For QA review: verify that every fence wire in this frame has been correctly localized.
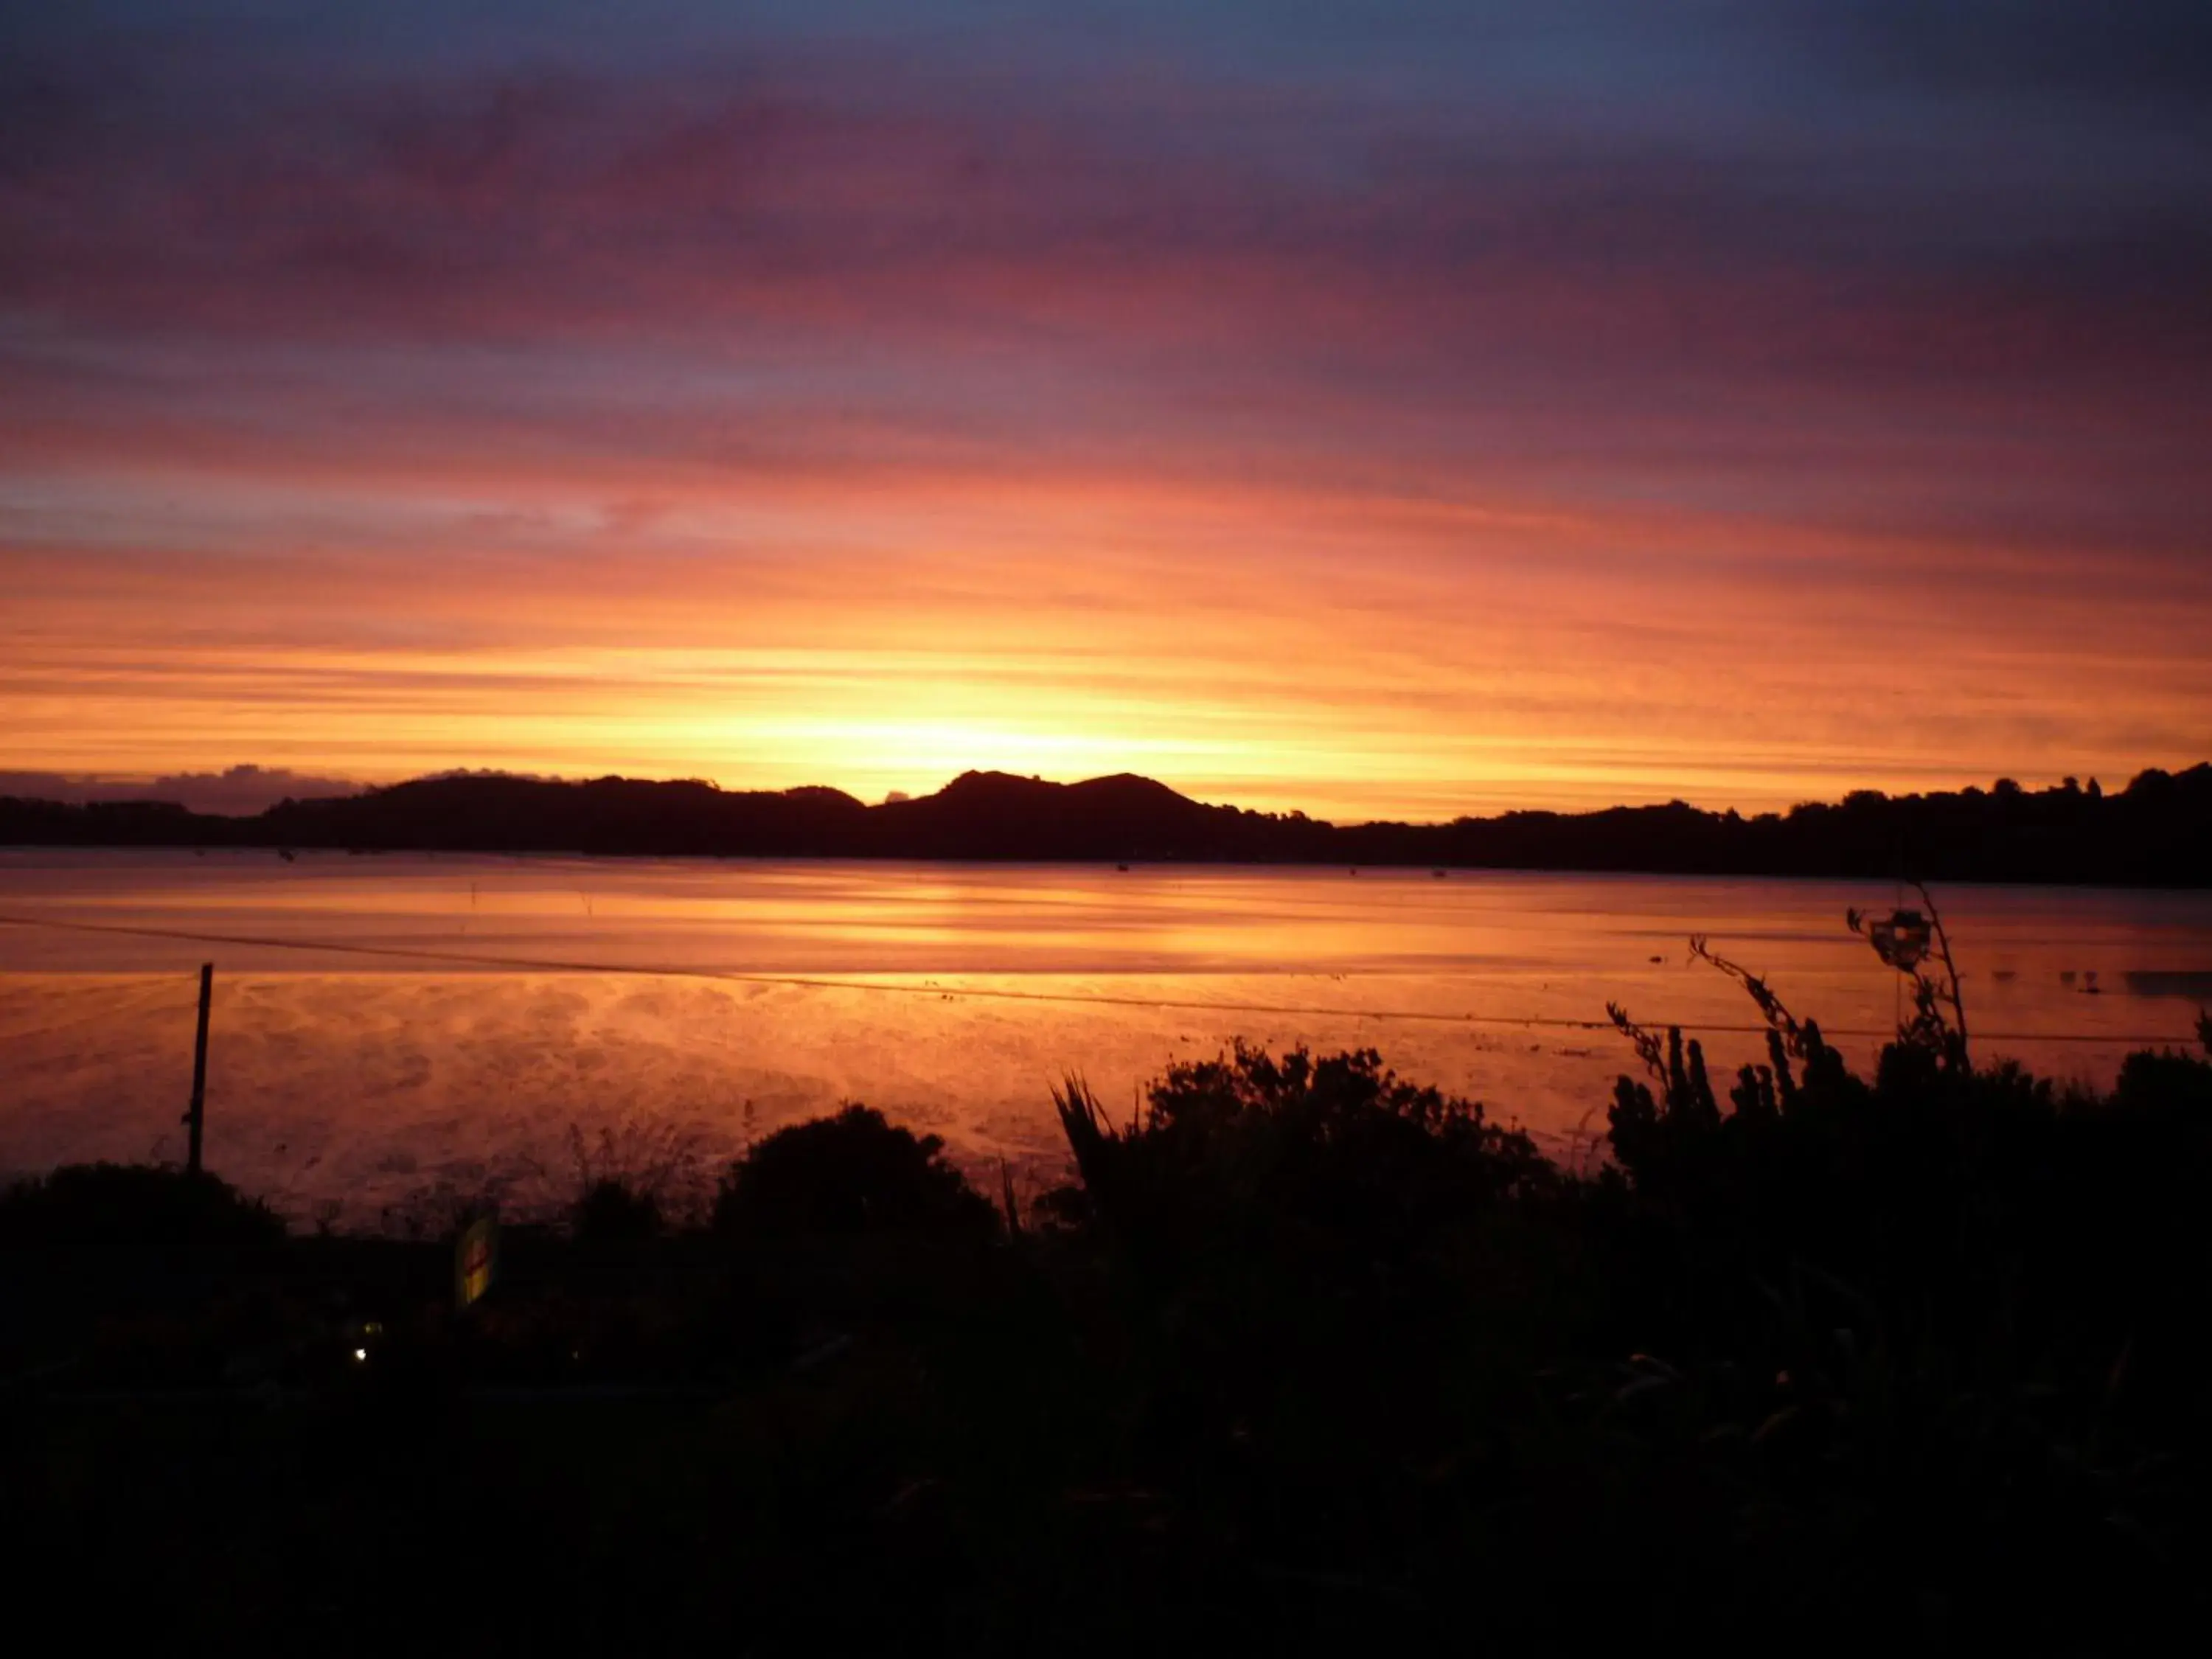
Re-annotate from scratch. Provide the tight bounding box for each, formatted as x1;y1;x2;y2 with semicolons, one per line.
1;911;2194;1046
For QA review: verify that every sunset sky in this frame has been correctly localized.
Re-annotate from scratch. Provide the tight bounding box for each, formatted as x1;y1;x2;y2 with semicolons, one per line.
4;2;2208;821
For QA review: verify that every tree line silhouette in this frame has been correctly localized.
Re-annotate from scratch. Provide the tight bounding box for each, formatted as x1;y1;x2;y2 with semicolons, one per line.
6;762;2211;883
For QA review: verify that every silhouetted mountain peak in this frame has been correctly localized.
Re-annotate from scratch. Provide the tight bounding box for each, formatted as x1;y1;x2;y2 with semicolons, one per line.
928;770;1203;812
934;770;1047;800
786;785;868;809
1068;772;1197;805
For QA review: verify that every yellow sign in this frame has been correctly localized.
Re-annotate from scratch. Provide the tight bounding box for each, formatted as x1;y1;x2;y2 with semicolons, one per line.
455;1215;498;1310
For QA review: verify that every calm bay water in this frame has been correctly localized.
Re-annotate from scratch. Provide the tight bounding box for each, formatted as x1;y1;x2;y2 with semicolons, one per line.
3;849;2208;1225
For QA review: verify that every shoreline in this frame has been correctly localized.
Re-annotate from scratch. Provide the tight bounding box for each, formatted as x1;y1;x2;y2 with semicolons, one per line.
6;840;2212;894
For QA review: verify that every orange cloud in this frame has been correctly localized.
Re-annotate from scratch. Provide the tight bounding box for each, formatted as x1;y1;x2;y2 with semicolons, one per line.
3;21;2207;815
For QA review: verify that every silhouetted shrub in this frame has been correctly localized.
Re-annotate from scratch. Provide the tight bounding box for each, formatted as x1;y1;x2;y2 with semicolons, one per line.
1576;953;2212;1651
377;1175;509;1242
554;1117;714;1240
0;1163;282;1270
712;1105;998;1242
2112;1037;2212;1121
562;1117;714;1232
1602;933;2212;1381
1058;1043;1548;1279
571;1177;662;1242
1051;1043;1563;1475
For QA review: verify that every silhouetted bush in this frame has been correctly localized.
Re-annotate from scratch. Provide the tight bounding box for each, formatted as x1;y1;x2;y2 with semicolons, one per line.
570;1177;662;1242
711;1105;999;1242
560;1117;712;1239
1603;950;2212;1357
1047;1044;1570;1507
2113;1036;2212;1121
1586;945;2212;1647
0;1162;283;1270
1057;1043;1549;1286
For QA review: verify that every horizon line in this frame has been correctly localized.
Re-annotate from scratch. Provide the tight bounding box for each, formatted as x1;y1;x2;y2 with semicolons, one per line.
7;759;2199;831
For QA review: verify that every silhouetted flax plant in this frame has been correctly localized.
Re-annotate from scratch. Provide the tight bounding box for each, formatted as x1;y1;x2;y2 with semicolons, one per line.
1848;878;1971;1071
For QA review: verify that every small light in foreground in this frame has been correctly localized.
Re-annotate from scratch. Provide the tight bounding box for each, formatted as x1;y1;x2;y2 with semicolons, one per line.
353;1346;369;1363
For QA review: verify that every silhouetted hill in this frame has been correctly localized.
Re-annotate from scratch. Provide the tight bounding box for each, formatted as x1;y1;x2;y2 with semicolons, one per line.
261;773;869;856
0;797;208;847
864;771;1267;860
4;764;2209;885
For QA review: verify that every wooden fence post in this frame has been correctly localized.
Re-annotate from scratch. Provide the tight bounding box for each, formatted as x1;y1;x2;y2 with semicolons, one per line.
186;962;212;1176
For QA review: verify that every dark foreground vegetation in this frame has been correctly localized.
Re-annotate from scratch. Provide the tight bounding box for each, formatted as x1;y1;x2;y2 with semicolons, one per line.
6;928;2211;1652
6;760;2212;883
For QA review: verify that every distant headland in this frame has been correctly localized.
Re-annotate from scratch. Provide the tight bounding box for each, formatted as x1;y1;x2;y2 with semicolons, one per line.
3;765;2209;887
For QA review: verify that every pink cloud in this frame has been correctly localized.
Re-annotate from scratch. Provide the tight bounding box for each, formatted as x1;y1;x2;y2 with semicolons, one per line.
1;27;2206;814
